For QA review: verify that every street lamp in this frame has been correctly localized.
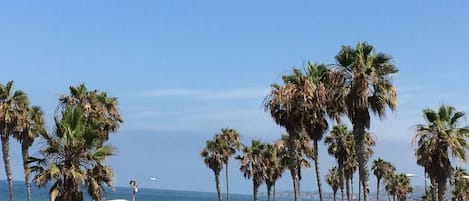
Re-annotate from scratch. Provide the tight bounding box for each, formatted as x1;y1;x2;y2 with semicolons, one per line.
129;180;138;201
406;173;437;201
129;178;156;201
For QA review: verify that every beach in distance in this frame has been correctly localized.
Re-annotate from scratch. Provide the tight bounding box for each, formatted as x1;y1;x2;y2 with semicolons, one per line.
0;180;324;201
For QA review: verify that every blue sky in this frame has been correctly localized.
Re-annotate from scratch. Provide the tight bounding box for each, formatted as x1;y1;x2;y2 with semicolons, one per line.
1;0;469;195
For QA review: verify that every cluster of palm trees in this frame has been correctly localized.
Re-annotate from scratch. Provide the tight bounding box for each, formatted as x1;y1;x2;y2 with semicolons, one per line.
201;42;469;201
263;42;398;201
0;81;122;201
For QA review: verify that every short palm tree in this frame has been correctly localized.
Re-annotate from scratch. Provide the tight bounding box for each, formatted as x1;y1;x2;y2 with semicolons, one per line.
384;172;412;201
13;105;45;201
325;124;356;201
264;143;285;201
215;128;241;201
413;105;469;201
326;166;341;201
385;173;398;201
32;106;115;201
372;158;396;201
395;173;413;201
201;138;224;201
450;167;469;201
335;42;398;201
59;84;123;148
0;81;30;201
237;140;267;201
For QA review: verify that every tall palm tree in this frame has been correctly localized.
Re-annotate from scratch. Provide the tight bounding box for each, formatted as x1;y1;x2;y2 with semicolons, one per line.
0;81;30;201
413;105;469;201
13;105;45;201
216;128;241;201
326;166;341;201
237;140;267;201
303;63;342;201
372;158;396;201
335;42;398;201
264;143;285;201
32;106;115;201
450;167;469;201
201;138;224;201
265;69;313;201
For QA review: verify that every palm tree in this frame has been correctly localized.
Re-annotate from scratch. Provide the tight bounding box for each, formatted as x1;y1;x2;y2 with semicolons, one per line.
325;124;359;201
32;106;115;201
395;173;413;201
237;140;267;201
343;154;357;201
0;81;30;201
303;63;341;201
13;105;45;201
326;166;341;201
264;143;285;201
216;128;241;201
264;69;312;201
335;42;398;201
413;105;469;201
450;167;469;201
372;158;396;201
385;173;398;201
59;84;123;148
201;138;224;201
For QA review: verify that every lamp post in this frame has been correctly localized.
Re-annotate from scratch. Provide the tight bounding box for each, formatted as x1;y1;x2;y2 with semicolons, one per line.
129;180;138;201
406;174;437;201
129;178;157;201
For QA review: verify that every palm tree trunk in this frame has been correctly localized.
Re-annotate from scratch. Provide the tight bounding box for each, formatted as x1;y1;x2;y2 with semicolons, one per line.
253;180;259;201
350;174;353;200
288;133;300;201
273;182;276;201
214;172;223;201
353;124;369;201
333;190;337;201
350;176;353;201
1;129;14;201
376;178;380;201
339;163;345;201
267;185;272;201
346;177;351;201
22;143;31;201
437;180;445;201
358;177;361;201
313;140;324;201
225;162;229;201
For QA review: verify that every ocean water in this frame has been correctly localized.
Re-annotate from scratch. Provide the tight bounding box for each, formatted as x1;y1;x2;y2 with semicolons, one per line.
0;181;323;201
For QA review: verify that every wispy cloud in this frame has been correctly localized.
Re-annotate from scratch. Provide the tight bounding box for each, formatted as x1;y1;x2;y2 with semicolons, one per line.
122;107;285;140
139;87;269;100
